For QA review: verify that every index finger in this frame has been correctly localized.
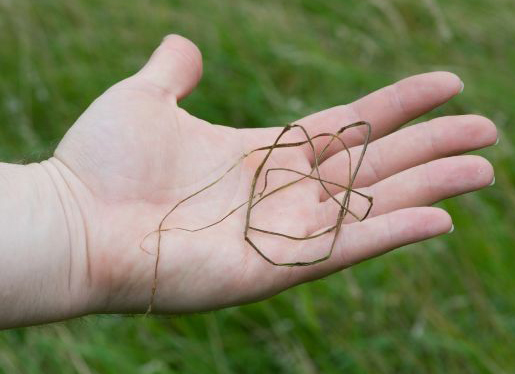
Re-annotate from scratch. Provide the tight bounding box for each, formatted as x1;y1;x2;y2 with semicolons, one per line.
297;71;463;162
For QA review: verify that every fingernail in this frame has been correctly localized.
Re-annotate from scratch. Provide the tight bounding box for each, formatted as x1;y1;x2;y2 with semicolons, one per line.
489;177;495;186
459;81;464;94
162;34;176;43
447;224;455;234
494;137;500;145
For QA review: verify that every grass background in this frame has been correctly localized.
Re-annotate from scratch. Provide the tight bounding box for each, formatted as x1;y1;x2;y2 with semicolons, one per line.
1;0;515;372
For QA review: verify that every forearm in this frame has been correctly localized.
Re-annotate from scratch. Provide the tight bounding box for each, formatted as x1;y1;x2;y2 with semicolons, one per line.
0;161;92;329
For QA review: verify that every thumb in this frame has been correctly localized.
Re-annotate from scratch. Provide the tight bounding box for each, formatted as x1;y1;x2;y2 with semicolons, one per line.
137;34;203;101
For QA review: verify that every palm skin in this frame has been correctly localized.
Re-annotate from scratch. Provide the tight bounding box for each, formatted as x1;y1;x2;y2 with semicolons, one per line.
48;35;497;315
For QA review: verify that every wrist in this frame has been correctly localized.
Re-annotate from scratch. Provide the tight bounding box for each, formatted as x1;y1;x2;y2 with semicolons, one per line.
0;160;96;328
44;157;159;316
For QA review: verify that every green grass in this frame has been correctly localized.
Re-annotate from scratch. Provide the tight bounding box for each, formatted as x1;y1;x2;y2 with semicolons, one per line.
1;0;515;372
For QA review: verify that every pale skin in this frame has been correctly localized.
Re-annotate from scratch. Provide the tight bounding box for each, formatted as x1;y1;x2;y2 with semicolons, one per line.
0;35;497;329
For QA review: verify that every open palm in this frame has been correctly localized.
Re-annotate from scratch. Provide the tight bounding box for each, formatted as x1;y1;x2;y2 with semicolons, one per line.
50;35;496;315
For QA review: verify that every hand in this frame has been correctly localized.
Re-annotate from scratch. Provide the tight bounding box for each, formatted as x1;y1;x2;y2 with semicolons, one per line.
48;35;496;315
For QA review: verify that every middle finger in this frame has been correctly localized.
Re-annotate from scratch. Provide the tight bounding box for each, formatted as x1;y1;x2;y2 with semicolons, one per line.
317;114;497;201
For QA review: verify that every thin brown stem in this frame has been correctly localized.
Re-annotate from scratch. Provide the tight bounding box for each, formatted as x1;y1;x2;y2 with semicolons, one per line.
142;121;373;314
